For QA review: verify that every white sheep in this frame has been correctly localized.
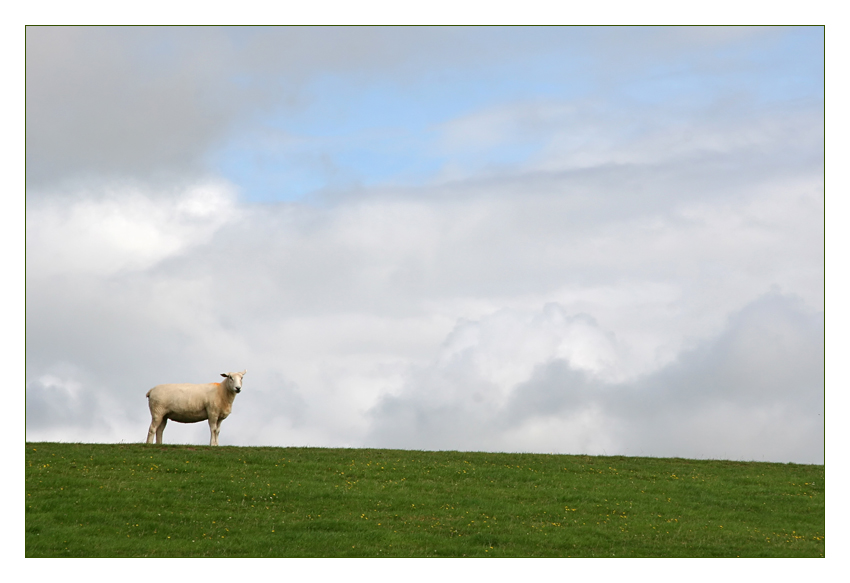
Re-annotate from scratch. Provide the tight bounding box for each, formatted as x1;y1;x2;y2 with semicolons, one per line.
145;370;246;446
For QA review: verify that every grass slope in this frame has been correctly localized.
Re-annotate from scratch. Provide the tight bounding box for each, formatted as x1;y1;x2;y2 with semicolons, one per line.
25;442;824;557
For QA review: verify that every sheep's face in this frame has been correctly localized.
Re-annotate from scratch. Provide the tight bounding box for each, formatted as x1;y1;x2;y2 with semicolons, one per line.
221;370;246;394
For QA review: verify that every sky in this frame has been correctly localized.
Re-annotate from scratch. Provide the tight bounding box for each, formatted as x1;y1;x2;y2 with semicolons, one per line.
24;25;824;464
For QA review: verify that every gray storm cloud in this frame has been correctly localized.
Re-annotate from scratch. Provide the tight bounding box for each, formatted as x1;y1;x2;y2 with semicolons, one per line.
25;27;823;463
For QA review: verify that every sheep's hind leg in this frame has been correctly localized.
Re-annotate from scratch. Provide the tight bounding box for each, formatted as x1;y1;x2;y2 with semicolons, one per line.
155;417;167;444
146;415;163;444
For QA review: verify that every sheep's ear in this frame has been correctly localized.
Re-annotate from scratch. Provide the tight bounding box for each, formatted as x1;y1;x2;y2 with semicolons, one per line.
241;369;247;375
221;373;228;378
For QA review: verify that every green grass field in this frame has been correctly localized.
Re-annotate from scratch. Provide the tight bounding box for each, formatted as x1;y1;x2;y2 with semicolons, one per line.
25;442;824;557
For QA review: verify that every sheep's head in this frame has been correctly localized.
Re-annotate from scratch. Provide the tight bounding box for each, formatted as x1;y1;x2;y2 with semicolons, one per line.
221;370;247;393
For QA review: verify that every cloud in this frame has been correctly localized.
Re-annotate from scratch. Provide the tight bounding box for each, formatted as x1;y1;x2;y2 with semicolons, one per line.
434;93;823;186
26;181;239;277
26;28;235;186
367;292;823;463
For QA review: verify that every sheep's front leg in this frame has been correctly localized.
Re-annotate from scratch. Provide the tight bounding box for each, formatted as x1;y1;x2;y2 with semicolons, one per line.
208;417;221;446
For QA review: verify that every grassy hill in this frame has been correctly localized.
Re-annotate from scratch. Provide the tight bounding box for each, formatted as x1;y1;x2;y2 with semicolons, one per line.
25;442;824;557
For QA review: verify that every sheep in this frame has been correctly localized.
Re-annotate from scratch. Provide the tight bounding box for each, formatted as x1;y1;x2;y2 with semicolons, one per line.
145;370;246;446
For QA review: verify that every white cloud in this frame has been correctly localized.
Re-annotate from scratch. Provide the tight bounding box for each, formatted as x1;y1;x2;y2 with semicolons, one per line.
26;181;239;277
367;292;823;463
435;97;823;183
